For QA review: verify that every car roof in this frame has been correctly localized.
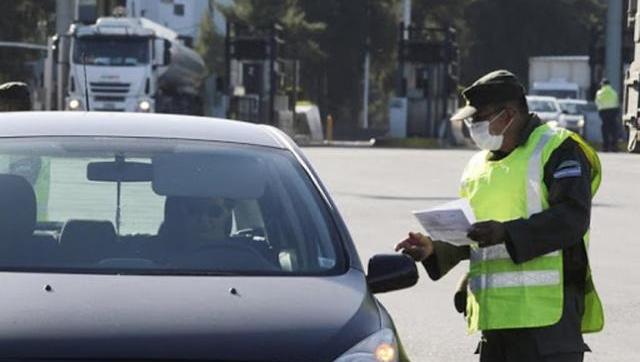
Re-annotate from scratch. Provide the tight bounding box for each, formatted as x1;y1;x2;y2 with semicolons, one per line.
0;111;286;149
557;99;588;105
526;95;558;102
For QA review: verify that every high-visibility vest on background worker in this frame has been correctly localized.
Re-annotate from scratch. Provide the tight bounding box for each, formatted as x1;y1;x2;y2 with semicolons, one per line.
459;122;604;334
595;85;619;111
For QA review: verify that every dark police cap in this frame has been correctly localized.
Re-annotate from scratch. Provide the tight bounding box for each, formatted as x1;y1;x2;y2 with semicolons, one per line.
0;82;30;101
451;70;526;121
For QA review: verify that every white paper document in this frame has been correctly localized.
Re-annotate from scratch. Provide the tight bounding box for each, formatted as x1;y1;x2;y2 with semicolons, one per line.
412;199;477;246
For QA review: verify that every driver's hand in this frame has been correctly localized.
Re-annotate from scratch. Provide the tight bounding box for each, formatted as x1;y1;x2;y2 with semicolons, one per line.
394;232;434;262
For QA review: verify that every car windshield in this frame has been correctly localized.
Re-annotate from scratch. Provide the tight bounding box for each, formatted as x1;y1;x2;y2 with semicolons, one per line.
527;99;559;113
0;137;345;276
73;36;149;66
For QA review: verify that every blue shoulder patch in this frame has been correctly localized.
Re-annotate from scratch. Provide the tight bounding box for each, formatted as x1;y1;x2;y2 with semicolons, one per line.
553;160;582;179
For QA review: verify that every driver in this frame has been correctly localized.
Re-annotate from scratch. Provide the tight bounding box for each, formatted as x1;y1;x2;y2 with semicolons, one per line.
181;197;235;245
161;196;235;251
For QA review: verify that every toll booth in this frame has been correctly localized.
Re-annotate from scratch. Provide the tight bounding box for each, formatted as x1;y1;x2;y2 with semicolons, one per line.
225;22;297;127
394;23;459;138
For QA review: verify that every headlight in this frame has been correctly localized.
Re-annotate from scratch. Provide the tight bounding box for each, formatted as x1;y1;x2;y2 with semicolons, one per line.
334;329;398;362
578;117;585;127
138;99;152;112
67;98;82;111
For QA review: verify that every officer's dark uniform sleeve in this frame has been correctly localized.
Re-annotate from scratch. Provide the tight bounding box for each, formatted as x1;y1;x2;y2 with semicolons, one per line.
503;138;592;264
421;241;469;280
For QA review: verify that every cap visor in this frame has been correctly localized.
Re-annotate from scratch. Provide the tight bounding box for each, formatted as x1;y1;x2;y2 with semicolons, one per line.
450;105;477;121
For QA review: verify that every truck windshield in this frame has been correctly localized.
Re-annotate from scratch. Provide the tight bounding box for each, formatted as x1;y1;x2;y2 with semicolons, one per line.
73;36;149;66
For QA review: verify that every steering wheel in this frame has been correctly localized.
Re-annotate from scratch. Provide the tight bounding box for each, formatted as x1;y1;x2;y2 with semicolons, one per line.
169;240;279;271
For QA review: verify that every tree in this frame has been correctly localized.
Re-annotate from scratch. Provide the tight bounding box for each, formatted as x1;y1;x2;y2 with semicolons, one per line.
219;0;325;62
0;1;55;83
411;0;606;86
195;9;226;78
299;0;401;128
460;0;606;86
220;0;609;131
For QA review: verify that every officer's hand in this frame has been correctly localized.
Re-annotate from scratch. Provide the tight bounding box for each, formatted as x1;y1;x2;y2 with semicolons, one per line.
467;221;506;248
394;232;434;262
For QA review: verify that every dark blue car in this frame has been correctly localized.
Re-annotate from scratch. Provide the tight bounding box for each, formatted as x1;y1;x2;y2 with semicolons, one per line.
0;112;417;361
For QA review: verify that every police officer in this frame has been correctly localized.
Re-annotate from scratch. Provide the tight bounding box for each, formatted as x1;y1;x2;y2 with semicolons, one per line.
395;70;603;362
0;82;50;220
595;78;620;152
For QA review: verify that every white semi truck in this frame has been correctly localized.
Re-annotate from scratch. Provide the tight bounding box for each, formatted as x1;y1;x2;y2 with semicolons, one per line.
45;16;207;115
528;56;591;100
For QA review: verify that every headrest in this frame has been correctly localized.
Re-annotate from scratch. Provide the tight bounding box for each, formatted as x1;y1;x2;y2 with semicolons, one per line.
59;220;117;262
0;174;36;240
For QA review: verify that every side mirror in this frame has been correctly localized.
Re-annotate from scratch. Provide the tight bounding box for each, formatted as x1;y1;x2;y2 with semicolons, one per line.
367;254;418;294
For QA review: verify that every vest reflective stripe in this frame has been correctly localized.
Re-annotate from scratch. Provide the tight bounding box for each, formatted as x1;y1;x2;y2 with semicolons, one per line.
527;129;554;215
470;244;560;263
470;270;561;292
470;244;510;263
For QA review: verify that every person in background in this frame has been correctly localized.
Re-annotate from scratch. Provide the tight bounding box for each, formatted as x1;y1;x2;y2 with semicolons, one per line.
595;78;620;152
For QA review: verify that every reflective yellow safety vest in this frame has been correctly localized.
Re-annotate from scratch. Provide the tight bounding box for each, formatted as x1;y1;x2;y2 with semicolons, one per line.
595;85;619;111
459;123;604;334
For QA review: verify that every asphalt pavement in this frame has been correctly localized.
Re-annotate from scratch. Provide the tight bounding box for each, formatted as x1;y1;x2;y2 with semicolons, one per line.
304;147;639;362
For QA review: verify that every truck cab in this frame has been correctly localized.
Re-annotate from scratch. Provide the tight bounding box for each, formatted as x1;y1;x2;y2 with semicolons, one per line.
47;17;205;115
66;18;160;113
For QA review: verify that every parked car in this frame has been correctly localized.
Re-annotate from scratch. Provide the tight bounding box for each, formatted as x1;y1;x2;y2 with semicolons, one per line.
526;95;562;123
557;98;589;135
0;111;417;361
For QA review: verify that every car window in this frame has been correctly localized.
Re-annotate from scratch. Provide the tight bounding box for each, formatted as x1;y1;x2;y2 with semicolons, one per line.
577;103;598;112
0;137;345;276
558;102;581;114
527;99;559;113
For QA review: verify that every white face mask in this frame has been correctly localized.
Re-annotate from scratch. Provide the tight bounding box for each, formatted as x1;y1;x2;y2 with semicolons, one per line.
465;110;514;151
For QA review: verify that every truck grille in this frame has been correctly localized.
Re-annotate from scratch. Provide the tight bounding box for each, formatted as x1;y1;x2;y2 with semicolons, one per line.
93;107;126;112
94;95;126;102
90;82;130;94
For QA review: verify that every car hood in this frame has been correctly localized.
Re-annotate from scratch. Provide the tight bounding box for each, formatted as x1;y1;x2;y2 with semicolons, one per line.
536;111;560;121
560;114;583;121
0;269;379;361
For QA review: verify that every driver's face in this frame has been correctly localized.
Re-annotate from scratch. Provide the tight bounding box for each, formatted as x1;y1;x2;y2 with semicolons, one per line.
182;198;232;241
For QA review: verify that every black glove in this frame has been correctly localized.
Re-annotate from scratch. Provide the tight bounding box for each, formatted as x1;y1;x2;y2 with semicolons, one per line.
467;220;506;248
453;273;469;315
